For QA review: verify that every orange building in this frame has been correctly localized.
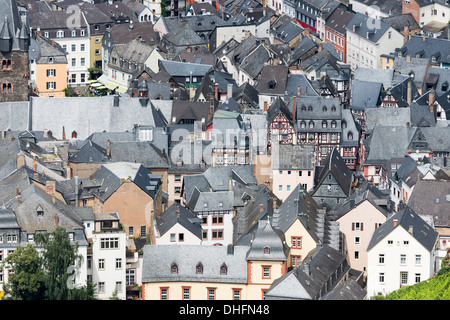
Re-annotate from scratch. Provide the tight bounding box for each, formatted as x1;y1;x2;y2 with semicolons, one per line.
33;36;67;97
324;9;355;63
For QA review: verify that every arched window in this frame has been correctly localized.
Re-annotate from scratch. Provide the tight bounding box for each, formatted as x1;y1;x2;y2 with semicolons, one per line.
331;120;337;128
300;121;306;128
342;121;347;129
348;132;353;140
308;106;313;112
72;131;77;138
196;264;203;274
71;29;76;37
309;121;314;129
322;120;327;128
322;106;327;112
171;264;178;274
47;130;52;137
264;246;270;254
331;105;336;112
301;105;306;112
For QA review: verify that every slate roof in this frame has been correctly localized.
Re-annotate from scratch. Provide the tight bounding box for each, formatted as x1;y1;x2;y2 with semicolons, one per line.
158;60;213;77
245;219;288;261
325;8;355;35
0;0;29;51
408;179;450;227
346;12;392;44
141;244;250;283
239;44;272;79
107;21;158;46
232;82;259;108
367;206;438;251
69;140;110;164
349;80;382;110
109;141;169;169
284;74;319;98
321;278;366;300
290;36;319;64
271;144;315;170
163;22;207;47
265;245;350;300
396;35;450;66
34;35;67;64
90;162;162;201
156;203;202;239
256;65;289;95
382;13;419;32
364;108;411;134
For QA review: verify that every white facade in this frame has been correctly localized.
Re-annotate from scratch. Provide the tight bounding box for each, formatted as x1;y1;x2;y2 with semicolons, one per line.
367;223;437;298
346;26;403;70
54;36;91;86
155;223;202;245
90;232;127;300
215;26;256;48
143;0;162;18
419;3;450;28
198;211;234;246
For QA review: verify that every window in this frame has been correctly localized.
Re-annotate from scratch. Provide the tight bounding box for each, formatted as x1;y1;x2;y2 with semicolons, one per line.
116;281;122;292
171;264;178;274
262;266;271;279
354;251;359;260
98;282;105;293
388;240;393;245
98;259;105;270
115;258;122;269
400;254;406;265
264;246;270;254
355;237;360;245
212;215;223;225
80;29;85;36
207;288;216;300
47;69;56;77
182;287;190;300
415;273;421;283
1;59;12;70
379;254;385;264
379;273;385;283
352;222;363;231
196;264;203;274
129;226;134;236
71;44;76;52
1;83;12;94
126;269;135;285
291;236;302;249
178;233;184;242
220;265;227;275
72;30;76;37
100;237;119;249
160;287;169;300
212;230;223;240
71;58;76;67
291;255;301;268
46;82;56;90
72;131;77;139
95;37;100;43
80;58;85;67
415;255;421;265
141;226;146;237
401;272;408;285
80;44;85;51
233;289;241;300
95;49;100;55
287;185;291;192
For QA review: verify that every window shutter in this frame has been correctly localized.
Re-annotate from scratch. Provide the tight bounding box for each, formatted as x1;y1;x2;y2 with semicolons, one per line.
375;223;378;229
46;82;49;90
53;69;56;77
352;222;355;231
361;223;364;231
47;69;49;77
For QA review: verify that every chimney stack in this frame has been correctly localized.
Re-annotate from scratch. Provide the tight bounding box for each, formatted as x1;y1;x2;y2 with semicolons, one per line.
214;83;219;101
407;80;412;105
106;139;111;157
429;88;435;107
292;96;296;121
297;85;301;96
393;219;398;227
62;126;66;140
260;203;264;213
227;83;233;100
1;124;4;140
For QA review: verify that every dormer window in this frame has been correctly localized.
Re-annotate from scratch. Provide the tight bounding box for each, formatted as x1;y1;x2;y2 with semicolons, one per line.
322;106;327;112
220;264;227;275
196;264;203;274
72;30;76;37
56;30;64;38
348;132;353;140
308;106;313;112
264;246;270;254
37;205;44;216
171;264;178;274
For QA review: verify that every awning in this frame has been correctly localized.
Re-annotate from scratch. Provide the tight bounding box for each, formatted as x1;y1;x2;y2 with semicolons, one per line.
105;82;118;90
90;82;102;87
116;86;128;94
97;74;108;85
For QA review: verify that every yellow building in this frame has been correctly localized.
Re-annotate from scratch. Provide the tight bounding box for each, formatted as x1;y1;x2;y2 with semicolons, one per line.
141;219;288;300
34;36;67;97
380;54;395;70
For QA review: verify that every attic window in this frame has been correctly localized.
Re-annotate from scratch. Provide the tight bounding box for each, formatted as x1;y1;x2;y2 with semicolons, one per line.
322;106;327;112
264;246;270;254
220;265;227;275
196;264;203;274
301;105;306;112
72;131;77;139
171;264;178;274
37;205;44;217
308;106;313;112
348;132;353;140
268;78;277;89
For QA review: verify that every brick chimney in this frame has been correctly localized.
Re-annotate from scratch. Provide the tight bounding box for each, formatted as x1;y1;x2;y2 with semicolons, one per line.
292;96;296;121
106;139;111;157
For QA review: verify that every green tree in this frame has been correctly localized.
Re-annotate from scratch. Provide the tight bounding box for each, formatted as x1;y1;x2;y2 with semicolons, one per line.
1;244;45;300
35;226;94;300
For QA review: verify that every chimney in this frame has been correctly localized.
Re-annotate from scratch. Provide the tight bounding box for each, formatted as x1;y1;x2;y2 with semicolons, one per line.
45;180;56;197
62;126;66;140
33;156;36;170
408;226;413;234
214;83;219;101
423;35;426;42
74;175;78;207
297;86;301;97
273;198;277;209
189;86;196;100
407;80;412;105
1;124;4;140
406;55;411;63
260;203;264;212
229;178;232;191
43;129;48;138
106;139;111;157
393;219;398;227
264;101;268;111
54;214;59;226
429;88;435;107
52;40;54;47
292;96;296;121
227;83;233;99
